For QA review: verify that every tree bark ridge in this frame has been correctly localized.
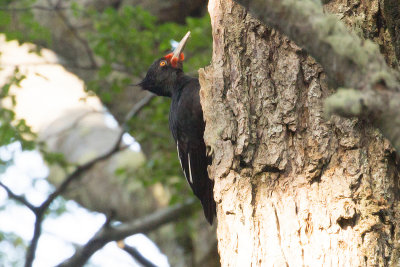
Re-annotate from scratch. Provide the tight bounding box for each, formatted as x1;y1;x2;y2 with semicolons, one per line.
229;0;400;152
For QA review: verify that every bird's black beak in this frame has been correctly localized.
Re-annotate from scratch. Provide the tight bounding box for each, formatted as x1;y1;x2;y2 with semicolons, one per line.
132;81;144;87
170;31;191;66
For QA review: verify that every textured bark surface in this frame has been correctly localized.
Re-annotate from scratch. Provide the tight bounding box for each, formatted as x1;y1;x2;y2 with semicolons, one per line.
200;0;400;266
325;0;400;69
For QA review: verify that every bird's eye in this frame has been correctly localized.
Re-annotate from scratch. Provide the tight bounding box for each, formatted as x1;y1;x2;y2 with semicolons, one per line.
160;61;167;67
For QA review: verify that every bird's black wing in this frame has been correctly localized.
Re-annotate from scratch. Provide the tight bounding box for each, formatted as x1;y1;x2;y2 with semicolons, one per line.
170;78;216;224
176;138;215;224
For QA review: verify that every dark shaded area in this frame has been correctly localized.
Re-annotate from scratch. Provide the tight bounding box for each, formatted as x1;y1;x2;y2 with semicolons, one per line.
384;0;400;63
337;213;359;230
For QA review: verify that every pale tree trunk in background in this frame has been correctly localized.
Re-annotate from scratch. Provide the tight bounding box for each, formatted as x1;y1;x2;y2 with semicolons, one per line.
200;0;400;266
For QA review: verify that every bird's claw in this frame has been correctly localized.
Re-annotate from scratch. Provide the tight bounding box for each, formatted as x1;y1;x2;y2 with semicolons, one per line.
206;146;214;157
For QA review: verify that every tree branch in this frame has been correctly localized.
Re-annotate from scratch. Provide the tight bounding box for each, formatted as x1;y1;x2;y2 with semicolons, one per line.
231;0;400;151
23;93;157;267
24;133;126;267
0;5;67;12
56;199;196;267
0;181;37;212
123;92;155;128
117;240;159;267
52;3;98;69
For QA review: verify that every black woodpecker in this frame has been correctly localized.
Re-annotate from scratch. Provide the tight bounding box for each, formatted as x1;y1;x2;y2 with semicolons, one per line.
139;32;216;224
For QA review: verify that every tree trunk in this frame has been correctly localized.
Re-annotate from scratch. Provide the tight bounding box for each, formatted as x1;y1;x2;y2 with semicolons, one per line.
200;0;400;266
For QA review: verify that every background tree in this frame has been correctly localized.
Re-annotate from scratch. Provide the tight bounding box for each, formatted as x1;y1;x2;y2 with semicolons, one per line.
201;0;400;265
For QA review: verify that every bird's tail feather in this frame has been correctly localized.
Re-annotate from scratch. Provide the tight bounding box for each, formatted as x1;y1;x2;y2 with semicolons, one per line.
201;179;216;225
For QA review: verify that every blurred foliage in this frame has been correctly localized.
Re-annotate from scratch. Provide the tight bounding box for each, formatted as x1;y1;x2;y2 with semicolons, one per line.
47;196;68;217
86;5;211;75
83;5;212;104
0;0;51;47
0;67;36;153
0;231;27;266
0;0;44;171
40;150;69;169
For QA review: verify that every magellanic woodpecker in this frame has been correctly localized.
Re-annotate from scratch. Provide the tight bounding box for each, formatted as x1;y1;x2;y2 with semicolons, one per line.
139;31;216;224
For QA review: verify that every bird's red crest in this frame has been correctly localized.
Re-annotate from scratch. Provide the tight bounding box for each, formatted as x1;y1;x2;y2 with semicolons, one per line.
164;52;185;68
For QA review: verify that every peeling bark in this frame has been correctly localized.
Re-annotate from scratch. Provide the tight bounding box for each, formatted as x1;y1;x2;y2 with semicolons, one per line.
200;0;400;266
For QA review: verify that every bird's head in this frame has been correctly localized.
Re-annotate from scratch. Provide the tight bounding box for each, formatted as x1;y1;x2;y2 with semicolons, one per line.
139;31;190;97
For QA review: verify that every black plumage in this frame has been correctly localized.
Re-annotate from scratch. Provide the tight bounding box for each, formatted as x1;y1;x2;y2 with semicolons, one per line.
139;32;216;224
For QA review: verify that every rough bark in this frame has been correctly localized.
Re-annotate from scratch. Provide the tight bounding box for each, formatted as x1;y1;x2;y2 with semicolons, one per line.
227;0;400;152
200;0;400;266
